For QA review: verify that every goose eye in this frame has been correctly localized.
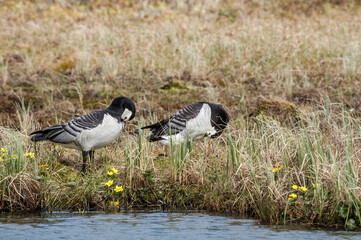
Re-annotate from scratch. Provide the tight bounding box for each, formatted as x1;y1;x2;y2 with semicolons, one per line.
121;108;133;121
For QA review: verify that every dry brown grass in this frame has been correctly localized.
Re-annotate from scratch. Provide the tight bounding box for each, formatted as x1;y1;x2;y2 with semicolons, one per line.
0;0;360;229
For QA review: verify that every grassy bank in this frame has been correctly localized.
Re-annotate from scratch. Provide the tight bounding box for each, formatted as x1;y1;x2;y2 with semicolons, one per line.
0;0;360;229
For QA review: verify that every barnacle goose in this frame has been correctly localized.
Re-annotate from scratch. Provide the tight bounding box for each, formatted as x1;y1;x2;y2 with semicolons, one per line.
30;96;136;173
142;102;229;145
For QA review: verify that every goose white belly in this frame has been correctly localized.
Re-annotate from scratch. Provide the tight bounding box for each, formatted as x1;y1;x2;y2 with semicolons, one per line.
160;104;215;145
77;114;125;151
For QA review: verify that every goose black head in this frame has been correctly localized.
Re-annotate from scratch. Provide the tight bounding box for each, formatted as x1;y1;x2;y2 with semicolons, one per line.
108;97;136;122
210;104;230;138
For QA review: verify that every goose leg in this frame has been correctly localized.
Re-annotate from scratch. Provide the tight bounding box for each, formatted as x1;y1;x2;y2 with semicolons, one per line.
81;151;89;174
89;150;95;166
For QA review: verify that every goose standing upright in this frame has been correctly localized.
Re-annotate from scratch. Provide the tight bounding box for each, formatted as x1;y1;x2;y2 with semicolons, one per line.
142;102;229;145
30;96;136;173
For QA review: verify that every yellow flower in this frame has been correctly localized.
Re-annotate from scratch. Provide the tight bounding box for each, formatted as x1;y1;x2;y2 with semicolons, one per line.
13;155;17;158
39;164;48;168
292;185;298;190
114;185;123;193
110;168;119;174
288;197;292;201
24;152;35;159
110;201;120;206
45;168;49;170
1;148;5;152
104;180;114;187
107;171;114;176
2;153;5;157
289;193;297;199
270;163;283;172
299;186;307;192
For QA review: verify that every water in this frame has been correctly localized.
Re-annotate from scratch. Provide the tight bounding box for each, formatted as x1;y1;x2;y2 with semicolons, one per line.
0;211;359;240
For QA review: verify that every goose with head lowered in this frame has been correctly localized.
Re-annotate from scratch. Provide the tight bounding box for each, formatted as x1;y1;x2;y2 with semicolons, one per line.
30;96;136;173
142;101;229;145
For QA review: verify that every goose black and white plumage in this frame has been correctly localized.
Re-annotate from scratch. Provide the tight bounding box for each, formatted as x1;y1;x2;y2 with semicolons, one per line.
142;102;229;145
30;96;136;173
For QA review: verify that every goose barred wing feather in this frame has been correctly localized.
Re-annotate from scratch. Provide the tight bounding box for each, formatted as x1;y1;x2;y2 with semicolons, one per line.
65;110;106;133
170;102;204;128
143;102;203;140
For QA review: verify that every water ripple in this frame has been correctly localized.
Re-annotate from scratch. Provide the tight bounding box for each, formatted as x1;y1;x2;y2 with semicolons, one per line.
0;211;359;240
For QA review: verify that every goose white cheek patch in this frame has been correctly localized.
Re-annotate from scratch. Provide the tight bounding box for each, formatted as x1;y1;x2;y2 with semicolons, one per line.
206;128;217;137
121;108;133;121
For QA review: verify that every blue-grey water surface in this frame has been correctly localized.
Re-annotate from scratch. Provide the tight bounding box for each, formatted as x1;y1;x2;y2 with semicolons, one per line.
0;211;360;240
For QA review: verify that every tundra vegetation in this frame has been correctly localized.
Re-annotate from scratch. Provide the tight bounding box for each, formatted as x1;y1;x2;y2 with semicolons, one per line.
0;0;360;230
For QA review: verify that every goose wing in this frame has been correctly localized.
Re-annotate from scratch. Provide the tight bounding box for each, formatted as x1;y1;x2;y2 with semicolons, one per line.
142;102;204;140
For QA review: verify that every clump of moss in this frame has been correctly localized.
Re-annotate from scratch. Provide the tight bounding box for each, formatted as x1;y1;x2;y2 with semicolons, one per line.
55;58;77;73
160;80;190;93
57;166;80;183
249;98;301;126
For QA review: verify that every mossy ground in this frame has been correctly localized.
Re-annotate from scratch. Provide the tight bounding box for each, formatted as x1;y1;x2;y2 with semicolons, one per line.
0;0;360;230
